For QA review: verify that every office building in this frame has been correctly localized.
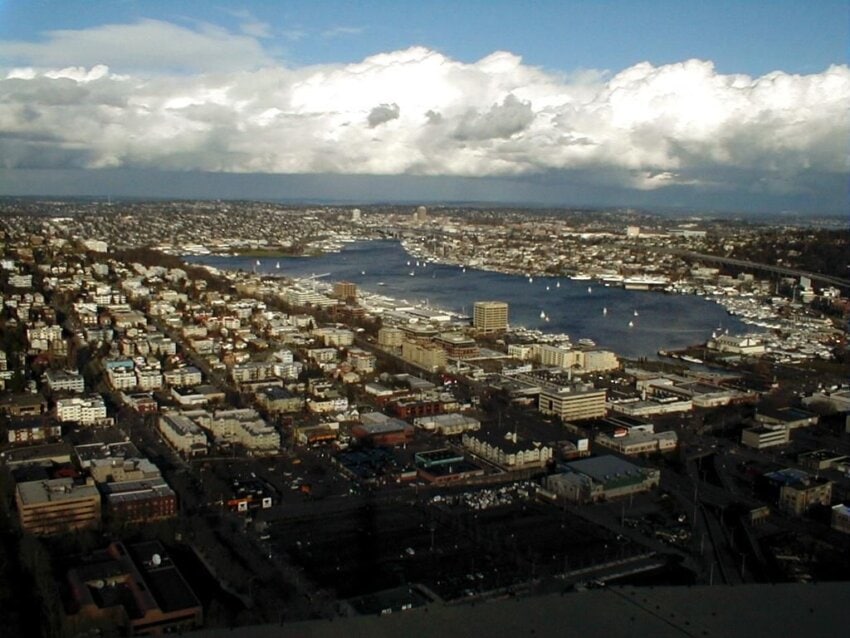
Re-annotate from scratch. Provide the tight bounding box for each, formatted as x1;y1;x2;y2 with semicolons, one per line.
333;281;358;301
15;477;101;535
473;301;508;333
539;383;607;421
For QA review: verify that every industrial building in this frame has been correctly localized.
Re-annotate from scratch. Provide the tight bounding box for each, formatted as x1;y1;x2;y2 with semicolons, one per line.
65;541;202;635
352;413;414;446
545;455;660;504
414;448;486;484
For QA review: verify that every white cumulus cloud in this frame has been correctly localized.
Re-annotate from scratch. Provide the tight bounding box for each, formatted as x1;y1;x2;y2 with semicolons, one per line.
0;20;848;196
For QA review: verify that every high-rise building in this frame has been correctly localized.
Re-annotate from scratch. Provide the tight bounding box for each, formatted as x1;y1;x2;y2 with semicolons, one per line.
473;301;508;333
415;205;428;222
333;281;358;301
351;208;361;222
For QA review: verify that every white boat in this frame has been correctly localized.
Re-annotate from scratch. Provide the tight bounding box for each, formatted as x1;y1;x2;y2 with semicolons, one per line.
255;259;261;266
571;274;592;281
628;320;634;328
546;285;550;291
528;277;534;283
587;286;592;293
275;261;280;269
409;271;415;276
633;310;639;317
540;310;546;319
603;307;607;316
556;281;561;288
377;282;386;286
361;270;366;275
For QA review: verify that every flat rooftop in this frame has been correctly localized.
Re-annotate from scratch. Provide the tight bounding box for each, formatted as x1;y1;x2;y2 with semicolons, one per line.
189;581;850;638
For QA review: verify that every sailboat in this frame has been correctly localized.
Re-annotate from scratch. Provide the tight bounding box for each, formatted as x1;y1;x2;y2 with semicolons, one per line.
633;310;639;317
256;259;261;266
603;307;608;316
587;286;592;293
275;261;280;269
546;285;550;291
540;310;546;319
628;320;634;328
556;281;561;288
528;277;534;283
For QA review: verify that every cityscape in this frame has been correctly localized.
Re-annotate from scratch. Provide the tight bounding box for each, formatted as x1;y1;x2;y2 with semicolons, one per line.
0;2;849;637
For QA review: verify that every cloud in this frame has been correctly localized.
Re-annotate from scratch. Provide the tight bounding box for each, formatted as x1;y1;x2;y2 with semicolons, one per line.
367;103;400;128
0;19;273;73
453;94;534;140
321;26;365;39
0;23;847;199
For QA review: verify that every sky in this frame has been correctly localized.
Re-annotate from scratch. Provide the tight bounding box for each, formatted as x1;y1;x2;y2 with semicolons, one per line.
0;0;848;213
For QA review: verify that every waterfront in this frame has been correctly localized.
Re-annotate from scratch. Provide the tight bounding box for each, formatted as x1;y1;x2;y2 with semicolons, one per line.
184;240;752;359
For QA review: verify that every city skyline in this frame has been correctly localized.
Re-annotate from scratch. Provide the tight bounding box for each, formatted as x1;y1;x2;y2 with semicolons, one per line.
0;1;848;213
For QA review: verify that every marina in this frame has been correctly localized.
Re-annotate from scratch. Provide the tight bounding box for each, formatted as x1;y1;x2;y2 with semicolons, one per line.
185;240;752;359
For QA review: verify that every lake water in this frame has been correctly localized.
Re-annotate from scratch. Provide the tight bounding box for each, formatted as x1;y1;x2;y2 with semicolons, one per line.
185;240;750;359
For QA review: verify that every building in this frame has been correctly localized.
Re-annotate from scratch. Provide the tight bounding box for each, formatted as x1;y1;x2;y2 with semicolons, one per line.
65;541;202;635
352;413;414;446
831;504;850;534
255;386;305;413
333;281;358;301
414;448;485;484
7;416;62;445
163;366;203;387
414;413;481;436
755;407;819;430
121;392;159;414
15;477;101;535
401;339;447;372
101;479;178;524
347;347;377;373
797;450;848;472
201;409;281;455
461;431;553;471
434;333;479;359
594;430;678;456
56;395;108;426
158;413;209;457
473;301;508;333
741;425;789;450
378;327;404;349
0;392;47;417
105;360;137;391
708;334;766;356
45;369;85;393
762;468;832;516
546;455;660;504
539;383;607;421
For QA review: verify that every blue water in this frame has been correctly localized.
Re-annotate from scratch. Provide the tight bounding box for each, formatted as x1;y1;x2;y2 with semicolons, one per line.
184;240;749;359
